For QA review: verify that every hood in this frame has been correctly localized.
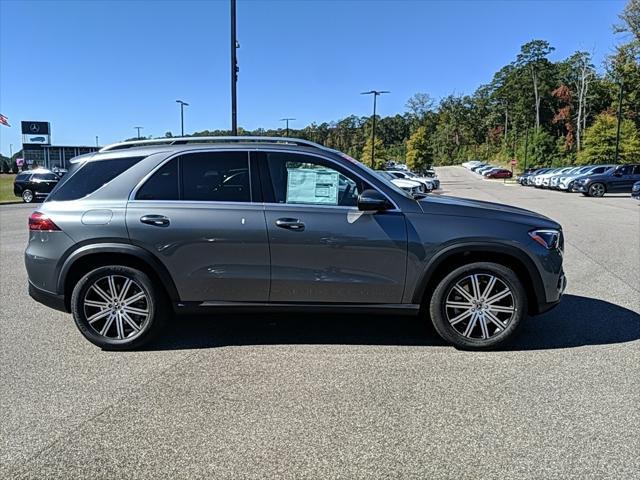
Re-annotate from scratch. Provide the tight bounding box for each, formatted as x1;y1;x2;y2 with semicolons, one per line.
418;195;559;229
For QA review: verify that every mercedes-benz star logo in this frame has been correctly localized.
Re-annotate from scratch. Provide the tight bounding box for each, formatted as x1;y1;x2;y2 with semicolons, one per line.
29;123;40;133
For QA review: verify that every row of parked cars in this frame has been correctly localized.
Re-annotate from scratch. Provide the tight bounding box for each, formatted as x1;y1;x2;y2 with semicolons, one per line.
376;167;440;195
461;161;513;179
518;164;640;198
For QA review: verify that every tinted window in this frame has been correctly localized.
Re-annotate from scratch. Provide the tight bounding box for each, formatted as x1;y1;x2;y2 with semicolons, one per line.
633;165;640;175
181;151;250;202
136;159;179;200
616;165;633;175
265;152;367;207
15;173;30;181
48;157;144;202
35;173;58;181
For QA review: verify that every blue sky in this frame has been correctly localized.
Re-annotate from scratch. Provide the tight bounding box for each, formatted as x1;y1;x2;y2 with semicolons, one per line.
0;0;627;156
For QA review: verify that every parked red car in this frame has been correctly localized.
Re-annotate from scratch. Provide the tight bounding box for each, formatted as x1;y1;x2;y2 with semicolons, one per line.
484;168;513;179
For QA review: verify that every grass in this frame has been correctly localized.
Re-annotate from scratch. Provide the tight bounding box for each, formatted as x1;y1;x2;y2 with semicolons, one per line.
0;174;17;203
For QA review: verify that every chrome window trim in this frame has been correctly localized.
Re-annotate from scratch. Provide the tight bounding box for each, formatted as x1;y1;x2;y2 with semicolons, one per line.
129;147;401;212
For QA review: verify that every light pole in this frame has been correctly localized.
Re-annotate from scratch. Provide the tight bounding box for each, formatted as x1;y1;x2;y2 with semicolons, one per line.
176;100;189;136
95;136;99;147
230;0;239;135
280;118;295;137
614;82;623;164
134;126;144;139
361;90;389;167
9;143;13;159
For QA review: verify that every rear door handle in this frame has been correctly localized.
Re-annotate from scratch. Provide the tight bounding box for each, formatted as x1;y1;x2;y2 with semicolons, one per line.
275;218;305;231
140;215;170;227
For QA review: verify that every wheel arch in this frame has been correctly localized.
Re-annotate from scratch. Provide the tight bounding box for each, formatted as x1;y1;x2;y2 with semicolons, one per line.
412;243;546;315
58;243;179;312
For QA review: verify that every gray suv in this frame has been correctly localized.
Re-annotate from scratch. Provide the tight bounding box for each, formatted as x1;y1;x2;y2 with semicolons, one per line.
25;137;566;350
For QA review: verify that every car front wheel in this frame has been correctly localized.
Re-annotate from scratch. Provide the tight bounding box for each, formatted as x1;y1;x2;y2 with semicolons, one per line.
587;183;606;197
429;262;526;349
70;266;167;350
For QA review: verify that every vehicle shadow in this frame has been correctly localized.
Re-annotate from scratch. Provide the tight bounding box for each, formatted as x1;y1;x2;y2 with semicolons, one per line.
145;294;639;352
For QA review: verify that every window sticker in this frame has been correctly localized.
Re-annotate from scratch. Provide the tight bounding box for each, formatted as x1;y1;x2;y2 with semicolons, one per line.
286;167;339;204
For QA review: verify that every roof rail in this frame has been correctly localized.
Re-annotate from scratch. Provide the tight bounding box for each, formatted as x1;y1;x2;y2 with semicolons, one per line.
99;136;325;152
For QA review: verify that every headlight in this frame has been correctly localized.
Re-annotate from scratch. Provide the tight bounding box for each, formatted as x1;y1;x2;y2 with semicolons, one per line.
529;229;561;250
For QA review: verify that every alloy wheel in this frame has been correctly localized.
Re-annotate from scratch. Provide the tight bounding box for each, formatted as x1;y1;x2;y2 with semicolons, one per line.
589;183;605;197
22;190;33;203
444;273;516;340
82;275;150;340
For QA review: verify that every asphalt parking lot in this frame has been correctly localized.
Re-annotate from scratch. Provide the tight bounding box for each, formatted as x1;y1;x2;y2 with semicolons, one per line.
1;166;638;479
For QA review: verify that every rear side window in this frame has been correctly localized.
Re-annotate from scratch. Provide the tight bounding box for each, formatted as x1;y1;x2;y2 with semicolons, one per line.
181;152;250;202
136;159;179;200
16;173;31;181
48;157;144;201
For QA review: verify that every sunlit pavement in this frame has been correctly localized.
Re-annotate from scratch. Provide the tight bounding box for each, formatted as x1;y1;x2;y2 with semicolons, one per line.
1;169;638;479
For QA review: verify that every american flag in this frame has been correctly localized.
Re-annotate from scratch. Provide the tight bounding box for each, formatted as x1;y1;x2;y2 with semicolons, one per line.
0;114;10;127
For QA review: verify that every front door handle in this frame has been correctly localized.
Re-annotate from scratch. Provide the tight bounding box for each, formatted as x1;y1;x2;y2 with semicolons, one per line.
140;215;170;227
275;218;305;231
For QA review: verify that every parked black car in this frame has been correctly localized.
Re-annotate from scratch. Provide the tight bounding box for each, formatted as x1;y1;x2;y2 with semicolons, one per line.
13;169;60;203
632;181;640;200
573;164;640;197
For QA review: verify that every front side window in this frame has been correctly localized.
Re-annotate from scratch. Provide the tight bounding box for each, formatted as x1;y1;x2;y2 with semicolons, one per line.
38;173;58;181
48;156;144;202
265;152;366;207
616;165;633;175
181;151;250;202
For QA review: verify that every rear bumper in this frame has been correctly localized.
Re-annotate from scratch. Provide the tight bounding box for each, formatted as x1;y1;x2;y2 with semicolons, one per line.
29;281;67;312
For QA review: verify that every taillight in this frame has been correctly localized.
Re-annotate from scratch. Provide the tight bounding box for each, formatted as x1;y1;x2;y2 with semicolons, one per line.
29;212;61;231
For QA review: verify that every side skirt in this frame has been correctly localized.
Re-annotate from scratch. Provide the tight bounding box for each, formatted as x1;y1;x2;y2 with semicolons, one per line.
174;302;421;316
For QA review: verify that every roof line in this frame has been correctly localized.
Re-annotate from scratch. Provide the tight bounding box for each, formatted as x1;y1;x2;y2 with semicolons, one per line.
99;136;325;152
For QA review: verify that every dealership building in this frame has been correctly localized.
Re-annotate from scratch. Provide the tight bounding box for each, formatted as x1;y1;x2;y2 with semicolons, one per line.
21;121;99;170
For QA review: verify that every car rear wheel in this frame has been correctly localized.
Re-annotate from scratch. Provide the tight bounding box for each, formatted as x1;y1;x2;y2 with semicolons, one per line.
71;266;168;350
587;183;606;197
429;262;526;349
22;189;34;203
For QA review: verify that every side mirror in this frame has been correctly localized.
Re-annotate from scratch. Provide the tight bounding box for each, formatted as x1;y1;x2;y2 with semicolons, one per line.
357;189;389;211
613;170;623;177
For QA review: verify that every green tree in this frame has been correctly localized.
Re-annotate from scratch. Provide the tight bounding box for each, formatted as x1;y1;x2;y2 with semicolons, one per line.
360;136;386;169
515;40;556;130
577;113;640;164
406;126;432;171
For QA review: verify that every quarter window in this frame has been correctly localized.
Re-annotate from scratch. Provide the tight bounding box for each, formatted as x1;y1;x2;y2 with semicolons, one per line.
265;152;366;207
136;159;179;200
181;152;250;202
48;157;144;202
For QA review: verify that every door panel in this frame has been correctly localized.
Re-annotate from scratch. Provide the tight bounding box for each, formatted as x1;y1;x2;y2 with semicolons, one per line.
265;206;407;303
126;150;270;303
127;201;269;302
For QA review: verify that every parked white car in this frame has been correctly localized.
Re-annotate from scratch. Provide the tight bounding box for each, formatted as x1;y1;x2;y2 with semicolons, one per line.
386;170;437;191
376;171;425;195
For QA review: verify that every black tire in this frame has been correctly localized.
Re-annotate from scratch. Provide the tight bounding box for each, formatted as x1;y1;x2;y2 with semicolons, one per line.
71;265;168;350
429;262;527;349
587;183;606;197
22;189;34;203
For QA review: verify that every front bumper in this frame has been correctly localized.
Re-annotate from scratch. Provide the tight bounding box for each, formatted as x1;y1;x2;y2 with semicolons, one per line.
534;270;566;315
29;281;68;312
573;183;588;193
